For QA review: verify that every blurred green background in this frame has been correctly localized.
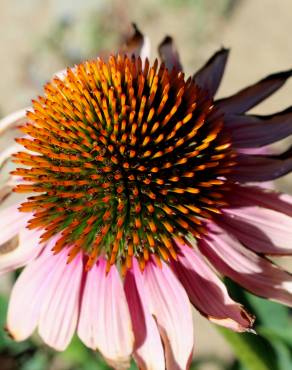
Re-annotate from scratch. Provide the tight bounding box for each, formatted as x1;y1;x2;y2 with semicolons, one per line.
1;0;292;369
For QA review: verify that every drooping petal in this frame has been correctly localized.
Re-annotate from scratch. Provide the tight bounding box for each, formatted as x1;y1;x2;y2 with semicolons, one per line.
216;70;292;114
224;107;292;148
0;108;29;135
78;258;133;368
38;251;83;351
193;48;229;97
6;244;65;341
0;228;42;275
0;184;11;205
143;259;194;370
158;36;182;71
219;205;292;255
0;204;30;246
227;153;292;182
124;258;165;370
0;143;22;168
199;222;292;306
172;242;254;332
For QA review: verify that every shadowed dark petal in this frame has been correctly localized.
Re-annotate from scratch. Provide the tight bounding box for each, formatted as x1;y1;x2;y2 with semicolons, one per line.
124;259;165;370
193;48;229;97
223;107;292;148
225;184;292;217
227;152;292;182
172;243;254;332
216;70;292;114
158;36;182;71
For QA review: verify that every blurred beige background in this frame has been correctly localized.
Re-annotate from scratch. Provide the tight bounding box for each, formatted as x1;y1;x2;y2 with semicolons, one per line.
0;1;292;369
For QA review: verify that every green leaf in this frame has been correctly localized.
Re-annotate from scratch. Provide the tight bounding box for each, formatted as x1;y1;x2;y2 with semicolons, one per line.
0;294;8;350
223;279;292;370
272;341;292;370
60;336;90;365
218;328;277;370
21;352;48;370
244;294;290;330
259;327;292;348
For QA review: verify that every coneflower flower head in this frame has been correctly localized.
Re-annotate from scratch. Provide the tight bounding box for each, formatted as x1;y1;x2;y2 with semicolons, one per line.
13;55;234;272
1;24;292;370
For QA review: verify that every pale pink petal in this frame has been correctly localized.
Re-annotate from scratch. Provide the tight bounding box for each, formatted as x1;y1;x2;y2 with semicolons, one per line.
140;36;151;64
38;250;83;351
143;259;194;370
172;243;254;332
0;228;43;275
0;204;30;246
6;244;65;341
220;206;292;255
199;222;292;306
124;258;165;370
78;258;133;368
54;68;67;80
237;145;274;156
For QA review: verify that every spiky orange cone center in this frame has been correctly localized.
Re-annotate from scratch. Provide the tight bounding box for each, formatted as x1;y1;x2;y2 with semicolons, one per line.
13;55;235;272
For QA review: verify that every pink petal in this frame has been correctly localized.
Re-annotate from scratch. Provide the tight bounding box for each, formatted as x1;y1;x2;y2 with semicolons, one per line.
220;206;292;255
172;242;254;332
78;258;133;368
38;251;83;351
124;258;165;370
216;70;292;114
6;244;65;341
199;222;292;306
0;228;43;275
143;259;194;370
0;204;30;247
158;36;182;71
193;48;229;97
